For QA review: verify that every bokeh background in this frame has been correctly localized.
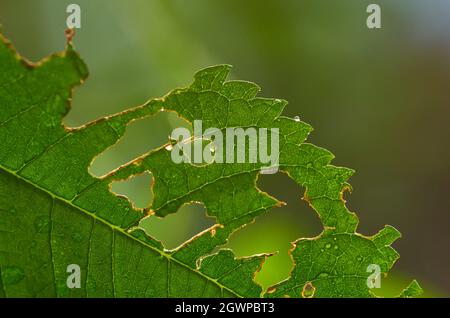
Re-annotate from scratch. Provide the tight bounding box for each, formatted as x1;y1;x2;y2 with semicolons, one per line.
1;0;449;297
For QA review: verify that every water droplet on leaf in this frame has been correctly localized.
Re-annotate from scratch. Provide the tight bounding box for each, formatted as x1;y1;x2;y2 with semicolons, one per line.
294;116;301;122
165;144;173;151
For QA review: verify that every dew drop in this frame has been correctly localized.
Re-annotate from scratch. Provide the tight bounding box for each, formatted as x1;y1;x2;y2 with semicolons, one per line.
294;116;301;122
165;144;173;151
160;107;165;112
325;243;331;249
334;245;339;250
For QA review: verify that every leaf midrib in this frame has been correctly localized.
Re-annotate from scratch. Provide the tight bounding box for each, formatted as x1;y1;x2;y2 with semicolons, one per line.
0;164;243;298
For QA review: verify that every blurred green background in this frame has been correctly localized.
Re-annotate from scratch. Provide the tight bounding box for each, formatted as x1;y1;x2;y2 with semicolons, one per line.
1;0;449;297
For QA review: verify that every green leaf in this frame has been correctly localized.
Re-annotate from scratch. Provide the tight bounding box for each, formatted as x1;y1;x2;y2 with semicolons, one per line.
0;32;421;298
399;280;423;298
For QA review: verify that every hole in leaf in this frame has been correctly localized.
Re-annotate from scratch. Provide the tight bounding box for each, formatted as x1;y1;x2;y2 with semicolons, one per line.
225;171;322;289
89;111;191;177
139;202;216;250
302;281;316;298
110;172;153;209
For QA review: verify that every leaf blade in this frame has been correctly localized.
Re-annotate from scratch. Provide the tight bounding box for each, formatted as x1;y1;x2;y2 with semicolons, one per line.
0;33;421;298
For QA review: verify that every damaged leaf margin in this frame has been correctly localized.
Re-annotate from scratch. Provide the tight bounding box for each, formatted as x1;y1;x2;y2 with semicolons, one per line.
0;32;422;298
